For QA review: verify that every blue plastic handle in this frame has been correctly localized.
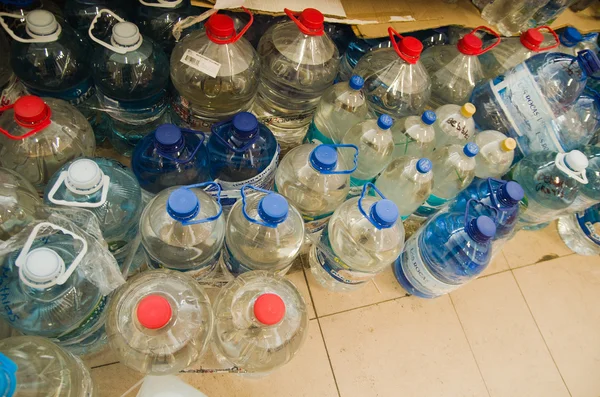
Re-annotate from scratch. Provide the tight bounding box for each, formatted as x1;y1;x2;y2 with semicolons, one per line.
463;198;499;226
156;128;206;164
240;184;281;229
180;182;223;225
318;144;359;175
357;182;389;230
211;120;260;153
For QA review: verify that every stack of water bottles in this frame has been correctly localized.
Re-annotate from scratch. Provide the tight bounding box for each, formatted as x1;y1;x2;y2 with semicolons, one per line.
0;0;599;393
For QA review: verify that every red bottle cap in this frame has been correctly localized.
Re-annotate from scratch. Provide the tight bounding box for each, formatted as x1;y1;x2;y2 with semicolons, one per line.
206;14;235;40
253;293;286;326
520;28;544;51
13;96;50;127
388;27;423;64
136;295;172;330
298;8;324;31
457;33;484;55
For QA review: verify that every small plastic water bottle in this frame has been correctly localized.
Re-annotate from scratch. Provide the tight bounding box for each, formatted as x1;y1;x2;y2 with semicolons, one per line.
0;336;95;395
342;115;395;197
558;204;600;256
352;28;429;119
375;157;434;220
394;201;497;298
170;9;259;131
0;96;95;192
254;8;340;152
304;75;369;145
107;269;213;375
0;167;42;241
557;27;600;56
132;124;211;195
275;144;358;236
433;103;477;150
414;142;479;218
212;270;308;373
309;183;404;292
140;183;225;280
44;158;143;273
207;112;279;209
89;10;170;156
505;150;589;229
563;144;600;213
223;185;304;275
473;131;517;179
421;26;500;108
392;110;436;159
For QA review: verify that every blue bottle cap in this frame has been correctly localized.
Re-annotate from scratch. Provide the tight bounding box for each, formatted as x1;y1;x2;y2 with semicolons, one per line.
560;27;583;47
463;142;479;157
501;181;525;205
0;353;17;397
369;199;398;228
473;215;496;241
377;114;394;130
349;75;364;90
421;110;436;125
167;188;200;221
576;50;600;76
232;112;259;137
258;193;289;225
310;145;338;172
155;124;182;146
416;158;432;174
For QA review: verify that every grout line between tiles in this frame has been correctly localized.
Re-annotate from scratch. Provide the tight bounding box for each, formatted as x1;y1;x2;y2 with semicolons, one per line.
509;270;573;397
448;295;492;397
91;361;120;369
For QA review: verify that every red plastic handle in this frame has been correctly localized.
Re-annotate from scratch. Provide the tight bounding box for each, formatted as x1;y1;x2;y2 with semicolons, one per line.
0;103;51;140
534;26;560;51
472;26;501;55
388;27;421;64
284;8;324;36
207;7;253;44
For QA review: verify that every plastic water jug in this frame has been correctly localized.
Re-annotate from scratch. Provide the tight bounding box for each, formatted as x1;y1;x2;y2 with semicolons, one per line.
0;30;26;110
564;144;600;213
432;103;476;149
558;203;600;256
0;168;41;241
557;27;600;56
392;110;436;159
473;131;517;179
481;0;547;36
337;37;390;82
0;0;62;29
64;0;129;36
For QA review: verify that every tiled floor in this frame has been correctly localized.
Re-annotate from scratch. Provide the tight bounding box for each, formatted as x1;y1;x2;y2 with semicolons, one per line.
88;221;600;397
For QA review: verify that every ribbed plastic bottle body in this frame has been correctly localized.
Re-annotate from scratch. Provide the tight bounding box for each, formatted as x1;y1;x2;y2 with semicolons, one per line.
0;167;42;241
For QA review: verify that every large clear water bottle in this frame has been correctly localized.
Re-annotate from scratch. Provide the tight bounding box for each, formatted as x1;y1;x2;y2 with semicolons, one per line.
0;336;95;396
470;50;600;155
309;183;404;291
107;269;213;375
505;150;589;228
531;0;577;26
223;185;304;275
564;144;600;213
170;10;259;132
64;0;129;36
0;167;41;241
254;8;339;152
89;10;170;156
0;96;95;192
207;112;279;209
375;157;434;220
0;29;26;110
275;144;358;236
414;142;479;218
352;28;429;119
394;201;497;298
392;110;436;159
558;204;600;255
479;27;560;80
421;26;500;108
481;0;548;36
342;114;395;196
212;270;308;373
337;37;390;82
433;103;476;149
557;27;600;56
473;131;517;179
304;75;369;145
44;158;143;273
140;183;225;280
132;123;210;195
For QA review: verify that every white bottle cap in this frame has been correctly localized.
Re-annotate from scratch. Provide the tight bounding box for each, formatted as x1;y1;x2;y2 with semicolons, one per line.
25;10;59;36
564;150;588;172
22;247;64;285
111;22;141;47
65;159;104;193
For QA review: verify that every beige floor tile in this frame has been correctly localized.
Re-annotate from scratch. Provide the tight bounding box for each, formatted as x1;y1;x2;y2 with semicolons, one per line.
514;255;600;397
502;221;572;268
83;345;119;368
306;265;408;317
320;296;488;397
480;250;510;277
287;267;316;320
451;272;569;397
92;363;144;397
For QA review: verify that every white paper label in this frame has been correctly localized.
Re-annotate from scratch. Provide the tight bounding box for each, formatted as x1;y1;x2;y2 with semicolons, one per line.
180;49;222;78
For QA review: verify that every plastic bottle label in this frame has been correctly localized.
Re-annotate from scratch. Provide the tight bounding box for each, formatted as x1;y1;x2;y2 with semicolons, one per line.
577;211;600;246
180;49;222;78
0;75;27;108
348;176;376;197
303;120;335;145
400;234;459;295
303;212;333;234
314;245;373;285
491;63;563;153
170;93;215;132
222;242;253;275
569;195;600;213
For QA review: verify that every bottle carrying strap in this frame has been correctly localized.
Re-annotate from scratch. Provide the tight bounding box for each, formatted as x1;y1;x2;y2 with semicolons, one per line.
463;198;499;226
388;27;421;64
0;12;62;43
555;153;588;184
486;178;505;208
357;183;389;230
531;26;560;51
466;26;501;55
88;9;142;54
138;0;183;8
206;7;253;44
314;144;359;175
211;120;258;153
240;184;279;229
15;222;88;289
47;172;111;209
172;8;217;42
0;102;52;140
157;129;206;164
284;8;324;36
178;182;223;225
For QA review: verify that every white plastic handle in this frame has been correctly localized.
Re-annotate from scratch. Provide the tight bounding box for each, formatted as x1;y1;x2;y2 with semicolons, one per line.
555;153;588;184
88;9;142;55
15;222;88;289
0;12;62;43
139;0;183;8
47;171;110;208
